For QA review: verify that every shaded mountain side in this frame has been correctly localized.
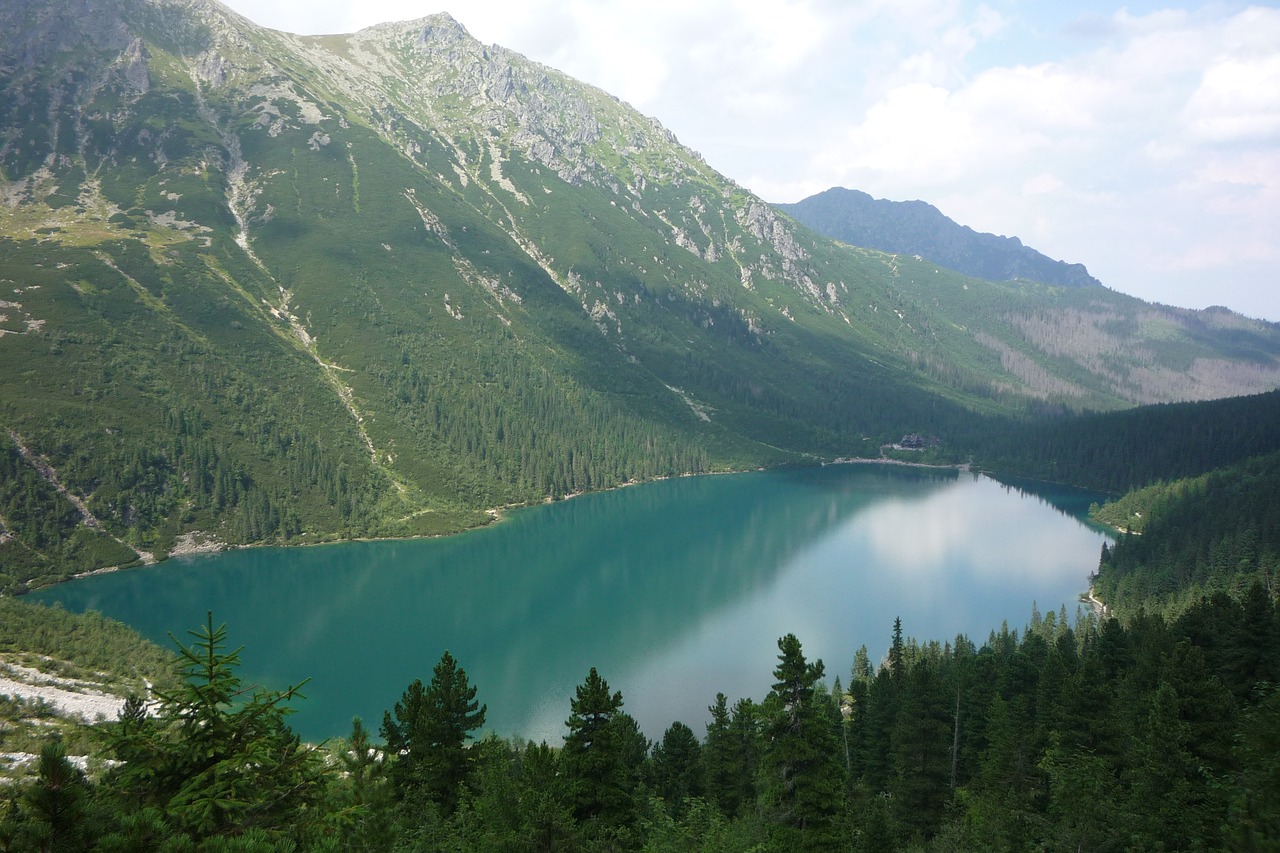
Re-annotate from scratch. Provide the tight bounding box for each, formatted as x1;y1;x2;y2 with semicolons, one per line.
776;186;1101;287
967;388;1280;494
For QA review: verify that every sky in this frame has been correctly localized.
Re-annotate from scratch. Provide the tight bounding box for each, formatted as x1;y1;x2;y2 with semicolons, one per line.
219;0;1280;322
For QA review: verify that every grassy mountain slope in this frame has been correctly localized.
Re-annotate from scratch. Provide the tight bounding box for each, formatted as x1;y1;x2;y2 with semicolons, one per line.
2;0;1279;585
780;189;1280;406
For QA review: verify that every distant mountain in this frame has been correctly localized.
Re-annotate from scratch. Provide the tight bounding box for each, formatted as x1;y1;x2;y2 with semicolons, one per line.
2;0;1279;583
776;187;1101;288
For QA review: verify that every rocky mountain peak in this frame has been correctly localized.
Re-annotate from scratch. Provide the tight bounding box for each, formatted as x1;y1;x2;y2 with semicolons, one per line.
411;12;471;48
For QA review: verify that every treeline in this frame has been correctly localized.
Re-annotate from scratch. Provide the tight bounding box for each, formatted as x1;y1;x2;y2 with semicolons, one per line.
3;593;1278;851
967;388;1280;493
0;233;389;583
0;356;379;592
1093;451;1280;614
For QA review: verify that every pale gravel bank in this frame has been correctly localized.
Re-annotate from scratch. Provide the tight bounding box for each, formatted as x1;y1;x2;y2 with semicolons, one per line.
0;677;127;722
0;661;128;723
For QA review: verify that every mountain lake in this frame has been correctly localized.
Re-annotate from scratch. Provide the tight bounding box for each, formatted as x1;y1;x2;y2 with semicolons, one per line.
31;463;1111;743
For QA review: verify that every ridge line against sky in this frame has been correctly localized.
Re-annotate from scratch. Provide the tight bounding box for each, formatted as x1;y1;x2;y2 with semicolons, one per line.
219;0;1280;323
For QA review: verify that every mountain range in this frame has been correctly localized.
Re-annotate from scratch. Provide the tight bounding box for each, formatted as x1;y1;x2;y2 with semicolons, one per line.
2;0;1279;583
776;187;1100;289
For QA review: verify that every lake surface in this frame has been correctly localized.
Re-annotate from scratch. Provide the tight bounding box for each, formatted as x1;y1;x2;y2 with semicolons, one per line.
32;464;1109;744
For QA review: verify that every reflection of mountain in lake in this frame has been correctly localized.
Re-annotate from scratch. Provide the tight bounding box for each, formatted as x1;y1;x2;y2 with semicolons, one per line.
32;464;1104;743
987;475;1110;524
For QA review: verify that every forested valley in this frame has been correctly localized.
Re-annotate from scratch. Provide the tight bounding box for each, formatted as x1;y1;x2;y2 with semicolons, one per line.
2;436;1279;851
3;1;1280;847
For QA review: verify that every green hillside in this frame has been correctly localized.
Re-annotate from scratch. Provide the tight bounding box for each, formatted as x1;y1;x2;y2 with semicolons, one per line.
2;0;1279;587
1091;451;1280;614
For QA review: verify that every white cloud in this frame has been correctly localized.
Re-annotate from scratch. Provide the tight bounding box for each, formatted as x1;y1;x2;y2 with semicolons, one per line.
795;5;1280;317
1185;56;1280;143
1022;173;1064;195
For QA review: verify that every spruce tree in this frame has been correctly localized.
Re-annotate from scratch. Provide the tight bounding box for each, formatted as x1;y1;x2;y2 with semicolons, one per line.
515;742;578;850
889;657;952;842
702;693;738;816
650;721;703;816
100;613;321;842
11;739;94;852
763;633;846;850
331;717;394;850
381;649;486;814
562;667;639;832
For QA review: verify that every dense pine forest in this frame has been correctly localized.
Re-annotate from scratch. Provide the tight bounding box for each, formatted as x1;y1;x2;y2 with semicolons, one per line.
4;390;1280;850
3;435;1280;851
963;388;1280;493
1;591;1277;851
1092;452;1280;613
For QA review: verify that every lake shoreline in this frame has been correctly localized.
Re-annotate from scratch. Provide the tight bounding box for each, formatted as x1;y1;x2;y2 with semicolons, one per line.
28;464;1110;744
826;455;972;472
30;456;976;593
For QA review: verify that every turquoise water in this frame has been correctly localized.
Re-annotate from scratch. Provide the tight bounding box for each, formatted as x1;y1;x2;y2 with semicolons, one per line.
32;464;1109;743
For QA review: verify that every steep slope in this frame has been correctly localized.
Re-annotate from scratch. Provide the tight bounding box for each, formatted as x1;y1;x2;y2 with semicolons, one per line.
776;186;1100;288
1;0;1279;584
0;0;955;582
780;188;1280;406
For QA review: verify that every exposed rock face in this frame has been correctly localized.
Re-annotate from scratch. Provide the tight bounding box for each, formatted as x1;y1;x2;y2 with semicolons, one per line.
114;37;151;93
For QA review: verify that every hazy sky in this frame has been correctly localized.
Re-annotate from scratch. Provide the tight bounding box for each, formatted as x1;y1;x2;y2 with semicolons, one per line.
218;0;1280;322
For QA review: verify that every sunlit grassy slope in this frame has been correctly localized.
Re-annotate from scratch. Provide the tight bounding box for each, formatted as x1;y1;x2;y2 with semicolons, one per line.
1;0;1278;586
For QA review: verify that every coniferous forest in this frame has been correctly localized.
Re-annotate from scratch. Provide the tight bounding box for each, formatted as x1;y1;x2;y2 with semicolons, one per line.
3;392;1280;851
3;1;1280;848
2;487;1278;851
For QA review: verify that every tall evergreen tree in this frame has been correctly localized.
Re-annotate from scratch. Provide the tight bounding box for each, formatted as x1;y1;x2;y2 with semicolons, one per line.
562;667;639;833
888;617;905;685
851;645;874;683
650;721;704;817
763;633;847;850
843;674;871;790
859;666;898;793
889;656;952;842
702;693;738;816
380;650;486;814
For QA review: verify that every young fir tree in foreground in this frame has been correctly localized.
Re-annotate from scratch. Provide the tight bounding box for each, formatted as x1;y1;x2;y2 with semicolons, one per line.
763;633;846;849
